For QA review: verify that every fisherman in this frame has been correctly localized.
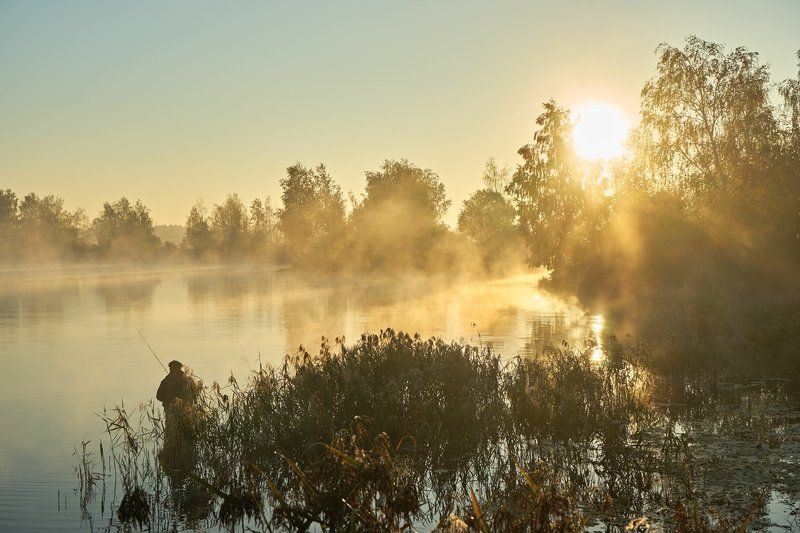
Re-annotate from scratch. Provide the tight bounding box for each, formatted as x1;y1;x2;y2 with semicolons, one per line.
156;360;198;408
156;360;200;474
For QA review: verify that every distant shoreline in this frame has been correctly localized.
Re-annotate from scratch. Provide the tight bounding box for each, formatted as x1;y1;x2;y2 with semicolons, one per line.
0;262;288;282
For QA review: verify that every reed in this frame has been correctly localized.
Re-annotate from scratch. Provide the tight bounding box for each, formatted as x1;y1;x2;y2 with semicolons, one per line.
75;329;796;531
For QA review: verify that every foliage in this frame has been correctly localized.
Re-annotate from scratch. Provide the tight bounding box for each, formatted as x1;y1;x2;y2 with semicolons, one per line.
506;37;800;373
180;196;281;262
457;189;521;272
0;189;18;229
0;190;88;261
77;330;786;531
458;190;515;245
277;163;347;265
153;224;185;245
248;197;278;258
481;157;511;193
92;197;161;260
182;201;212;259
507;101;609;269
209;194;250;260
350;159;453;271
780;51;800;137
359;159;451;224
637;36;781;210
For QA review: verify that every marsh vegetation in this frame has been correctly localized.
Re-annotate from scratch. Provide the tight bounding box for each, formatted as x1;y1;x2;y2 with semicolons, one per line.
51;35;800;531
74;330;800;532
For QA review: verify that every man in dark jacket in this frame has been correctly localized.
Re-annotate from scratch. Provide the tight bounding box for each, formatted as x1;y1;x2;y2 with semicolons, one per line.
157;360;197;407
156;360;200;475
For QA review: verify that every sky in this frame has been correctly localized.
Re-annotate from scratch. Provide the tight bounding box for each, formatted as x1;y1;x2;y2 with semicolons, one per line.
1;1;799;226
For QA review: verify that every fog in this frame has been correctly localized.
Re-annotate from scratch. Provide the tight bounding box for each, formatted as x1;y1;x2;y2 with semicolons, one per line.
1;35;799;530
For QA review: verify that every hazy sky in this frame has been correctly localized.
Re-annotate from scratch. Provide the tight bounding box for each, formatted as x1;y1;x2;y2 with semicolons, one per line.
2;1;798;225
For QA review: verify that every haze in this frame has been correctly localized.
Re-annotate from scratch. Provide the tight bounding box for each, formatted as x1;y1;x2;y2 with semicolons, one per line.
2;0;799;225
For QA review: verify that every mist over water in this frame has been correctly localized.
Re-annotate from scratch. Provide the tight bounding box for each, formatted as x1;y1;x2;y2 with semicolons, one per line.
0;266;594;531
0;27;796;530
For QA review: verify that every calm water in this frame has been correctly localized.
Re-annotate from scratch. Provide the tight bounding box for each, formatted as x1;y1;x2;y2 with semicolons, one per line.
0;266;594;531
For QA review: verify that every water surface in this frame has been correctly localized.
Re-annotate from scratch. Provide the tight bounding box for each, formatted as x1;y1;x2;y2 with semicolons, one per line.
0;266;592;531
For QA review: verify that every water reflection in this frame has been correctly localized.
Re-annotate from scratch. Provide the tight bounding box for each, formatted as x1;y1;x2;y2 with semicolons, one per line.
75;331;800;531
95;278;160;313
181;270;596;358
0;267;598;531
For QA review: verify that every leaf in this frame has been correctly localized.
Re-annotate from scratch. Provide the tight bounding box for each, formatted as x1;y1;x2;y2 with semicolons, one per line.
279;455;318;495
323;444;363;471
515;461;538;494
469;489;490;533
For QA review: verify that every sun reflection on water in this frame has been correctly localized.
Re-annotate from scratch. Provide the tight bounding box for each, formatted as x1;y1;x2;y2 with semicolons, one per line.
590;314;605;362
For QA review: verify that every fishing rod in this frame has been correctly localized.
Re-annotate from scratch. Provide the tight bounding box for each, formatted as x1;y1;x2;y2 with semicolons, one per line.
137;329;168;372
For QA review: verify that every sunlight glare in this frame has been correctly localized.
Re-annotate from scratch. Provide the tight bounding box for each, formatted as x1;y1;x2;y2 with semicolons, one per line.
572;103;629;161
590;314;605;362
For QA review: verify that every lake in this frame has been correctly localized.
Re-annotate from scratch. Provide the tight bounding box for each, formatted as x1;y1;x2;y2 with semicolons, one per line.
0;266;595;531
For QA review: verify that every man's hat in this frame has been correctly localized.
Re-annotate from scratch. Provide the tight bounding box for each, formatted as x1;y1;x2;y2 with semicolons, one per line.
168;360;183;370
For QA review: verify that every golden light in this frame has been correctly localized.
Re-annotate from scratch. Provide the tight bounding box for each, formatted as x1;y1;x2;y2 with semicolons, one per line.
590;314;605;362
572;102;629;161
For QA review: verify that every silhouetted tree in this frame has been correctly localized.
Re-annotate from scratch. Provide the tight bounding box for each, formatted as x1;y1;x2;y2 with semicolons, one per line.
481;158;511;194
183;200;213;259
249;197;278;259
458;189;520;272
457;160;521;270
458;190;516;245
532;37;800;374
507;102;587;268
16;193;86;261
638;36;779;209
780;51;800;138
210;194;249;261
153;224;184;245
350;159;451;270
0;189;18;229
92;197;160;260
357;159;450;225
630;37;800;255
0;189;19;259
779;52;800;249
277;163;346;264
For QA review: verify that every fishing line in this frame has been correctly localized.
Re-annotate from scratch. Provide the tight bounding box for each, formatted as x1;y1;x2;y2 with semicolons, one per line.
137;329;168;372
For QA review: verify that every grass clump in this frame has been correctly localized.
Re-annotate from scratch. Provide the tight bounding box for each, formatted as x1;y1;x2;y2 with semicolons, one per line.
76;329;793;531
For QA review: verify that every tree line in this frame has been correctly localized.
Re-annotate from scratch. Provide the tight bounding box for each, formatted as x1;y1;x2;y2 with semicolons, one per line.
3;35;798;369
507;37;800;372
1;159;523;272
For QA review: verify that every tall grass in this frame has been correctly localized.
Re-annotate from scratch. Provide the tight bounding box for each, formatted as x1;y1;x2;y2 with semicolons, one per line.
76;330;795;531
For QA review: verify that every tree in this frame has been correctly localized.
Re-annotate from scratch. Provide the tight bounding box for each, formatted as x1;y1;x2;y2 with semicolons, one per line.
349;159;451;269
0;189;18;229
778;51;800;255
0;189;19;261
457;159;520;269
537;38;800;373
357;159;450;227
182;200;213;259
249;197;278;258
458;190;516;246
638;36;779;208
507;101;586;269
92;197;160;260
17;193;85;261
277;163;346;263
780;51;800;138
481;158;510;193
210;194;250;260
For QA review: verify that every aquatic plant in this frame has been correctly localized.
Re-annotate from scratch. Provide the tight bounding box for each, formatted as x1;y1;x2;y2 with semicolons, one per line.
76;330;794;531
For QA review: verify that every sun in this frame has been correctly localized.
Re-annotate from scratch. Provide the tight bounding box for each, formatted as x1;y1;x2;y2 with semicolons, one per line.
572;102;629;161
